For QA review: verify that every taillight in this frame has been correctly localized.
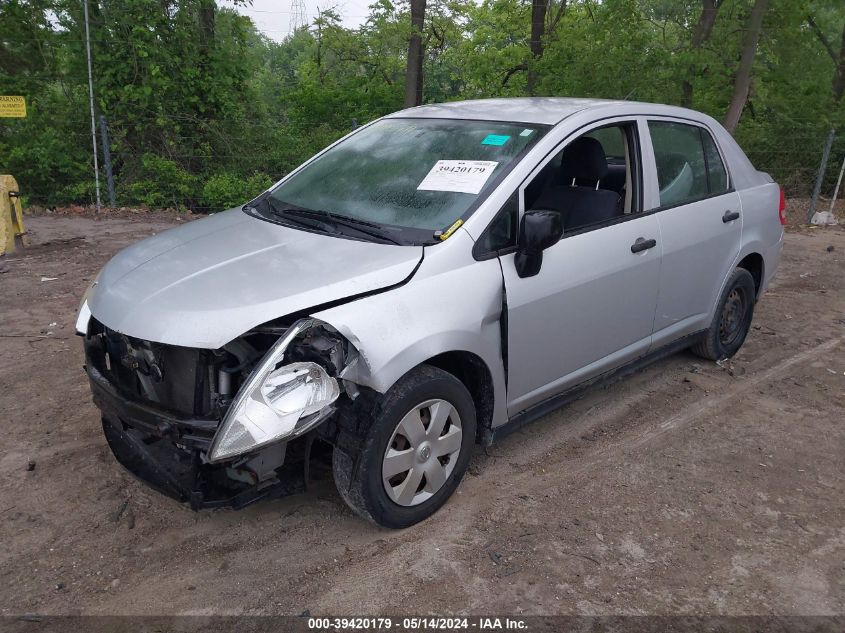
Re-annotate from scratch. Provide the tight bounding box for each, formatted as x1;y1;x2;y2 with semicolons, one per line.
778;187;787;225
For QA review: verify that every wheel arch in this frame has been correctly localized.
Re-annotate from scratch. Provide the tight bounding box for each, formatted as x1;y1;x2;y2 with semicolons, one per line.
710;241;768;323
422;351;495;444
736;251;764;297
331;327;507;440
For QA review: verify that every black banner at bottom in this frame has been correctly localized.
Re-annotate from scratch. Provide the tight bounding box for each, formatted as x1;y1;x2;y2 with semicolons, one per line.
2;616;843;633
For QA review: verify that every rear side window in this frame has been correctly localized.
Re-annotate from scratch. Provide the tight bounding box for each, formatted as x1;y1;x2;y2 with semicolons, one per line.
649;122;709;207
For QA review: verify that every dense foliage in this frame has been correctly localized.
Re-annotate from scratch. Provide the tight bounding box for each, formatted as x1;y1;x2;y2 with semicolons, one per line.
1;0;843;210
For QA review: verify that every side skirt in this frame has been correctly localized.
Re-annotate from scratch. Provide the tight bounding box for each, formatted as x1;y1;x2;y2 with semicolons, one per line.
489;330;706;444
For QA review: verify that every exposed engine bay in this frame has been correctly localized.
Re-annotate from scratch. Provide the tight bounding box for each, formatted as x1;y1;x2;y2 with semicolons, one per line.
83;316;361;509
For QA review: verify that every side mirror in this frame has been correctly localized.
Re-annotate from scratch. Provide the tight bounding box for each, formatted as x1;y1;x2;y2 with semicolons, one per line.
515;210;563;278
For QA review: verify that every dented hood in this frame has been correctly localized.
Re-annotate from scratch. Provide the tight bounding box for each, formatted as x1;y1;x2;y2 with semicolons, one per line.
87;209;423;348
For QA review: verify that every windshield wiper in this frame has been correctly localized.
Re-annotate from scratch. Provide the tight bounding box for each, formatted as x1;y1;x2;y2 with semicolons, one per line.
282;206;403;246
255;197;404;245
321;214;403;246
263;198;338;234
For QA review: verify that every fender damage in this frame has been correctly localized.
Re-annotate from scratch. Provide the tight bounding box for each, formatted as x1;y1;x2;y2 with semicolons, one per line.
80;214;505;511
85;315;368;509
83;240;507;510
78;209;426;509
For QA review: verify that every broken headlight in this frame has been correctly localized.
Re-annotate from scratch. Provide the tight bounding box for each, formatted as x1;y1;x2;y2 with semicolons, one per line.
208;320;340;463
75;274;100;335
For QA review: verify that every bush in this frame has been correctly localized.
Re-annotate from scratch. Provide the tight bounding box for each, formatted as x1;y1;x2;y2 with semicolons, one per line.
1;124;91;206
201;171;274;212
57;180;98;205
123;154;199;209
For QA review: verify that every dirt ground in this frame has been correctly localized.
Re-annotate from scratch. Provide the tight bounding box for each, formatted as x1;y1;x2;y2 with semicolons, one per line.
0;208;843;617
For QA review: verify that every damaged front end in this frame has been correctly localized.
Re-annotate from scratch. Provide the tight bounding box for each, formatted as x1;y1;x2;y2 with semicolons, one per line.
83;317;357;509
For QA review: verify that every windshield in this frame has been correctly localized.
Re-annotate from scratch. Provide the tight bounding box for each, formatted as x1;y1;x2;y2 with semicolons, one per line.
256;118;547;244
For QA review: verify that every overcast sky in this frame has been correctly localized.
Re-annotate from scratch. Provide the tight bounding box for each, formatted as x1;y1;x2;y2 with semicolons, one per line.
220;0;374;40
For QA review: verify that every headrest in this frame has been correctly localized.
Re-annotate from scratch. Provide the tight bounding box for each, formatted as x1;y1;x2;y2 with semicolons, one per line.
560;137;608;182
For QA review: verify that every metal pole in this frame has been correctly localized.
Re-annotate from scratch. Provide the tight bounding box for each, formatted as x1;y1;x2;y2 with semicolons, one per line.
828;153;845;216
99;115;115;207
83;0;101;212
807;128;835;223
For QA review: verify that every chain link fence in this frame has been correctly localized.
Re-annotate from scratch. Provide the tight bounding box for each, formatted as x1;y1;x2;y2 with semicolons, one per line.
7;109;844;219
741;119;845;221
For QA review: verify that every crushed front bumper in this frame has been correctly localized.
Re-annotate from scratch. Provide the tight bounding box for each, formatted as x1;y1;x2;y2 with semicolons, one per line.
88;365;306;510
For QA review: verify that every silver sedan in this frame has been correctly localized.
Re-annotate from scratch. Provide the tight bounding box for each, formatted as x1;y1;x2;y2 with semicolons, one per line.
77;98;784;527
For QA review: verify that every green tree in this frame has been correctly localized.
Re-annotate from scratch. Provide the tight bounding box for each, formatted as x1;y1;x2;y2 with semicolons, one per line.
2;0;843;207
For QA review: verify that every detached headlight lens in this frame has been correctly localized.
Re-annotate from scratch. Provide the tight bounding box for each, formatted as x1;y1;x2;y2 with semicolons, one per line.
75;299;92;336
208;320;340;463
75;275;99;335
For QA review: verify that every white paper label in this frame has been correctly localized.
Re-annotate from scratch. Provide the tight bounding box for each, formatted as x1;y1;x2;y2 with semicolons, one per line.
417;160;499;195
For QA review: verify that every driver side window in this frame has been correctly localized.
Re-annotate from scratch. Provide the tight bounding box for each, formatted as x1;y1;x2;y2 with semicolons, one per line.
524;122;641;235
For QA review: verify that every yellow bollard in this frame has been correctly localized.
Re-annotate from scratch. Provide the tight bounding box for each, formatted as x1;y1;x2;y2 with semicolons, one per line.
0;175;28;255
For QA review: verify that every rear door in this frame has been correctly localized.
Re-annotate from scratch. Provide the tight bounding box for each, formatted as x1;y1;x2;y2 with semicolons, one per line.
642;119;742;349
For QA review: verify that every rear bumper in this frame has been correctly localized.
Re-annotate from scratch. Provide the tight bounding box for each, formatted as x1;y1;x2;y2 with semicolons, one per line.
89;365;305;509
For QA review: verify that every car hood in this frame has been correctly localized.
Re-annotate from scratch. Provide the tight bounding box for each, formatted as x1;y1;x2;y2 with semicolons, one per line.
87;209;423;348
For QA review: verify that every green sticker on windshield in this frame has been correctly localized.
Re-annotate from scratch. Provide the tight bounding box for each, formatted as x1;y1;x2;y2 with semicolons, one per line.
481;134;510;146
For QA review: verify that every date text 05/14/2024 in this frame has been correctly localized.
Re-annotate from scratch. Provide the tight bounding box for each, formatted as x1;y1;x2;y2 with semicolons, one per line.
307;617;528;630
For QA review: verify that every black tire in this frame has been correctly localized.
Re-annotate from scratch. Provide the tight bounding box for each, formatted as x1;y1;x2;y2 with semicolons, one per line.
332;365;476;529
691;267;756;361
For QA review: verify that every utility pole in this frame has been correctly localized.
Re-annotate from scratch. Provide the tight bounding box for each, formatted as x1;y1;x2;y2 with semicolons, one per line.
83;0;101;211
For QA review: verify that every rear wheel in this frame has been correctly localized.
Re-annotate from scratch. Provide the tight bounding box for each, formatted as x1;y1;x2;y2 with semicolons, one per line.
692;267;756;361
332;365;476;528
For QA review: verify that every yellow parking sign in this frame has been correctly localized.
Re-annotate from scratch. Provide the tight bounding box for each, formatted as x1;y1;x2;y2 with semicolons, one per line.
0;96;27;118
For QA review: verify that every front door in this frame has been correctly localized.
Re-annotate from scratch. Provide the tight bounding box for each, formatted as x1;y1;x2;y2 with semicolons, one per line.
500;120;661;416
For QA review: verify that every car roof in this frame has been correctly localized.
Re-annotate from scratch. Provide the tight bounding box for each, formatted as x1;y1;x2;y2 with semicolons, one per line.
387;97;661;126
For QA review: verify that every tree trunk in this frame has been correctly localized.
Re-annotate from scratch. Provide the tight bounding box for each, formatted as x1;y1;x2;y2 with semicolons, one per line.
527;0;548;95
681;0;723;108
723;0;768;135
808;15;845;102
403;0;427;108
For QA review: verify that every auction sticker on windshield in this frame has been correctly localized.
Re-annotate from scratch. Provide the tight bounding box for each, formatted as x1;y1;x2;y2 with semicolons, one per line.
417;160;498;195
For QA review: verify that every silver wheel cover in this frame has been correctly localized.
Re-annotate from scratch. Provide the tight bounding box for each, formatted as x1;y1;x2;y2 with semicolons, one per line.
382;398;463;507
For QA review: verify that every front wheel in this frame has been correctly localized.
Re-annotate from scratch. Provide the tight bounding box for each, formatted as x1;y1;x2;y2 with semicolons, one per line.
332;365;476;528
692;267;756;361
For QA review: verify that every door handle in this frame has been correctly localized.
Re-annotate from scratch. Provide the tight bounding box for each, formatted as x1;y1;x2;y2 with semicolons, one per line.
722;210;740;223
630;237;657;253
